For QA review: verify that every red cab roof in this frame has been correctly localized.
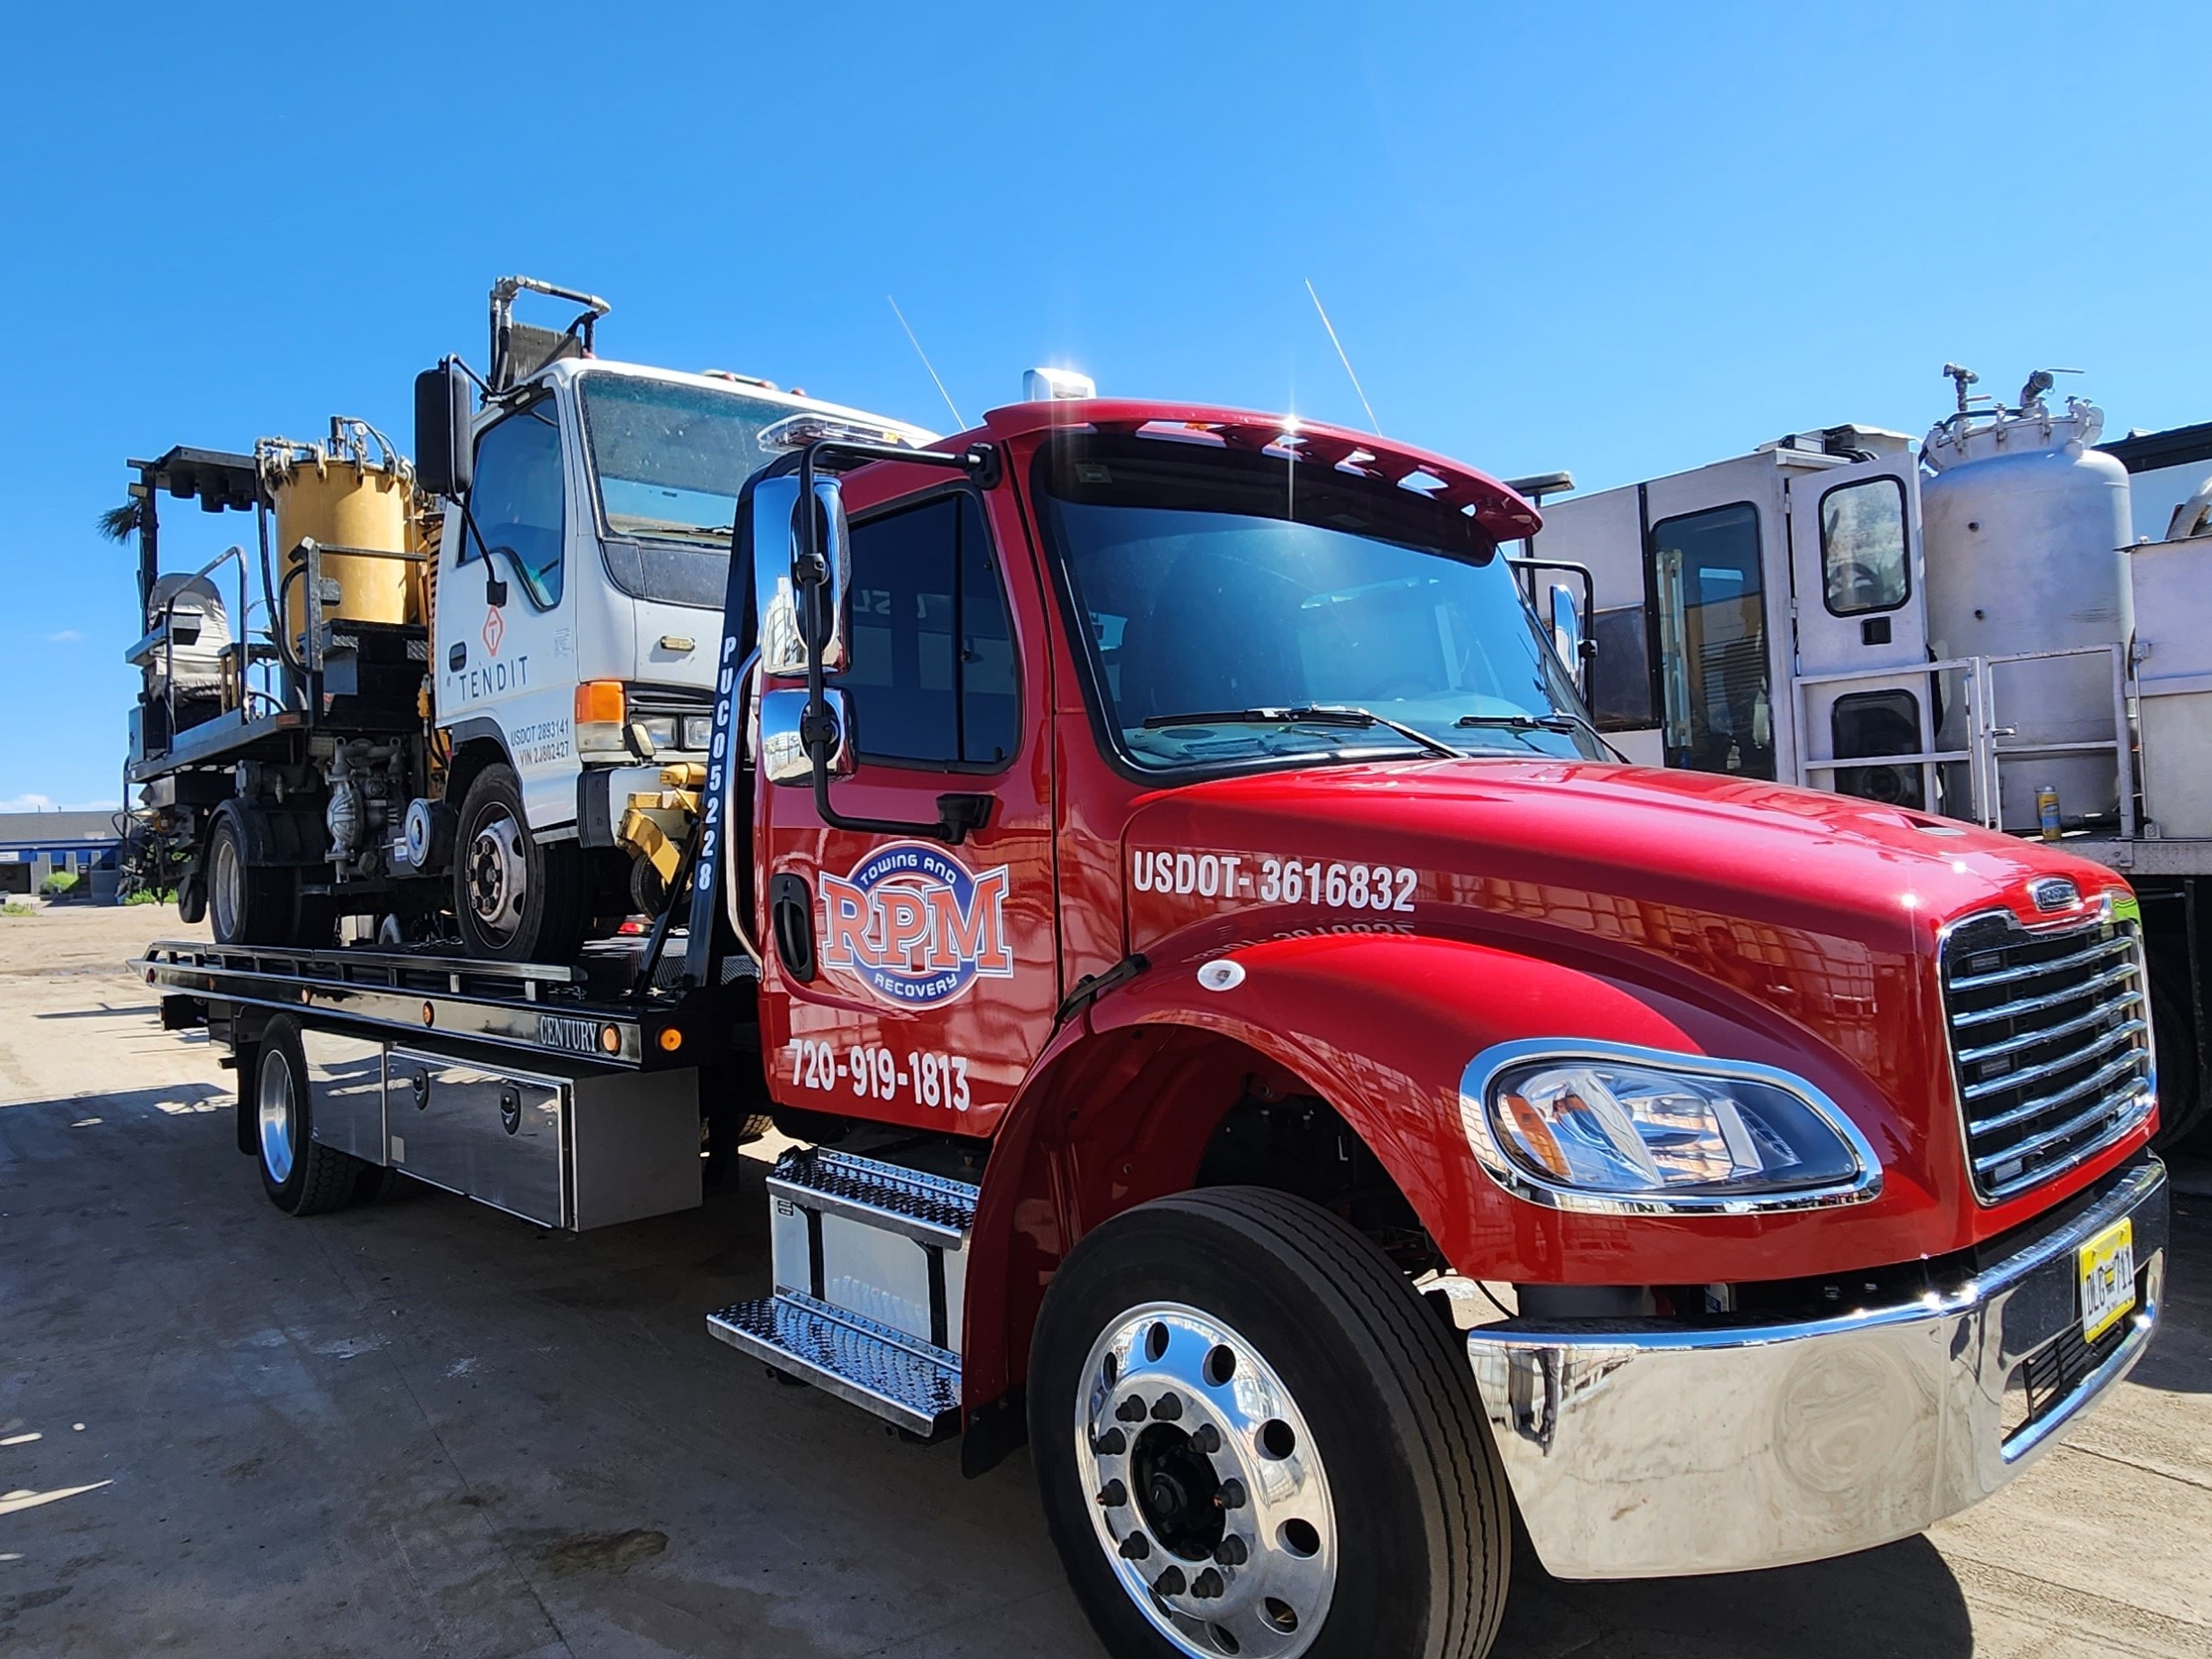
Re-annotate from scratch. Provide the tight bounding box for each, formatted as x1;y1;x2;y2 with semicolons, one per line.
972;399;1542;540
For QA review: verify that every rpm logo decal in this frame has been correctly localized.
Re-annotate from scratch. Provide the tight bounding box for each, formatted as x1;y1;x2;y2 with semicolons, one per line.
820;840;1013;1007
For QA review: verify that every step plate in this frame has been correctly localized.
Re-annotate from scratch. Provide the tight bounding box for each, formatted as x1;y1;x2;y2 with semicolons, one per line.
708;1292;961;1438
769;1148;979;1243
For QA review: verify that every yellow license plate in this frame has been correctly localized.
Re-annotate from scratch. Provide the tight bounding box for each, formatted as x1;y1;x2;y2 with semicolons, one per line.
2078;1218;2137;1343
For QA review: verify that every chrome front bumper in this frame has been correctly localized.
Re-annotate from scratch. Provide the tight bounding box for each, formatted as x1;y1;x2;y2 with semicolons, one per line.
1466;1157;2168;1579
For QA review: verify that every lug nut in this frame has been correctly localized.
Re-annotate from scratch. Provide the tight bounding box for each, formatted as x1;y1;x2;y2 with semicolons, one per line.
1218;1479;1247;1510
1215;1535;1248;1567
1153;1566;1187;1597
1093;1427;1127;1456
1119;1531;1153;1559
1116;1396;1149;1423
1151;1391;1184;1421
1097;1479;1127;1508
1191;1423;1221;1453
1190;1568;1224;1600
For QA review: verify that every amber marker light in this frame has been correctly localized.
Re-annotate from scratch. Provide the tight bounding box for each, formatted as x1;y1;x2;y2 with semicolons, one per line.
657;1027;684;1054
421;1001;435;1027
600;1023;623;1055
575;680;626;724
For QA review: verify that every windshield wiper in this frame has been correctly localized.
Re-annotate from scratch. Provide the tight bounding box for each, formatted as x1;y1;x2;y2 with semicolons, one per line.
1143;705;1462;759
614;519;734;542
1455;708;1625;759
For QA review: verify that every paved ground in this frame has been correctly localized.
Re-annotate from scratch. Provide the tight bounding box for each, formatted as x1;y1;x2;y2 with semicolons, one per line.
2;902;2208;1658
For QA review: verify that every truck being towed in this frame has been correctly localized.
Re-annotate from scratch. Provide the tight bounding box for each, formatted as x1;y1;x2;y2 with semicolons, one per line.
142;376;2167;1659
120;276;928;959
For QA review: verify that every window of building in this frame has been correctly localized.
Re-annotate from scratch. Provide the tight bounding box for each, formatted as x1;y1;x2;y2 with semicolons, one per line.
838;494;1018;768
1821;476;1909;616
1651;502;1774;779
467;398;566;608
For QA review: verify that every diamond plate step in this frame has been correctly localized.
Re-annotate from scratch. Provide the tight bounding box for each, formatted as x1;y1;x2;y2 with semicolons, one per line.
767;1147;979;1245
708;1290;961;1438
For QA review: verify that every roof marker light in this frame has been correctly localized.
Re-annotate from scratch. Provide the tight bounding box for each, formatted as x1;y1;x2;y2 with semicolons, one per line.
1023;367;1096;401
758;412;917;453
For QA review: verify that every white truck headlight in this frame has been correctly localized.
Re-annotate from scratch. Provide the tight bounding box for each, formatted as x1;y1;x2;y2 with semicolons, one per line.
680;714;715;750
1462;1042;1878;1213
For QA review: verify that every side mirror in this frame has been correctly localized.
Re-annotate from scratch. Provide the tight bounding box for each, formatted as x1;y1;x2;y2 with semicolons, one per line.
413;358;474;498
759;687;855;785
752;474;849;678
1549;584;1586;691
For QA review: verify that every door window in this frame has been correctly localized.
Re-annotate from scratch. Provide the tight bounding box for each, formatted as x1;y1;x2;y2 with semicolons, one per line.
838;493;1019;768
1651;502;1774;779
468;399;566;608
1820;476;1909;616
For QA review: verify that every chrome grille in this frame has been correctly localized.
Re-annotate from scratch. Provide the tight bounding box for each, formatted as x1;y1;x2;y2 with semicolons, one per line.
1940;908;2155;1202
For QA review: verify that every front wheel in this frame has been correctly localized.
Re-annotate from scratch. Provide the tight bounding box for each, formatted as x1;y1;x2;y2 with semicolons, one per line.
1030;1188;1510;1659
452;763;590;962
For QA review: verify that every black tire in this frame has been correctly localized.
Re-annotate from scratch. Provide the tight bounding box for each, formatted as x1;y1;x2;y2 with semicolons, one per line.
2150;975;2208;1148
1030;1187;1510;1659
452;763;590;963
253;1016;364;1216
352;1161;401;1205
176;870;207;926
206;804;301;946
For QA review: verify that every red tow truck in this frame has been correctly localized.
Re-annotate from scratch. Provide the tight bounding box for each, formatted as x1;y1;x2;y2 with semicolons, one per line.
145;374;2168;1659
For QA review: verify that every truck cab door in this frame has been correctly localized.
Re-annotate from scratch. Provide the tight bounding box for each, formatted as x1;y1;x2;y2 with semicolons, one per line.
758;482;1057;1137
1783;454;1935;808
440;389;581;830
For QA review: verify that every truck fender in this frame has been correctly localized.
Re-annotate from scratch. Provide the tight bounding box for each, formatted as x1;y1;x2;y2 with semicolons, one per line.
958;929;1704;1462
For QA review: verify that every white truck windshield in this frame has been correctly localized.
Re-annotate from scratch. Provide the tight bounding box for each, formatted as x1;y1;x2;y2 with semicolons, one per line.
1037;434;1599;771
579;373;790;608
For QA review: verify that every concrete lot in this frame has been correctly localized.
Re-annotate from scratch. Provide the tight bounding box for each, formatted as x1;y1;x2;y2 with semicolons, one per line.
2;902;2208;1658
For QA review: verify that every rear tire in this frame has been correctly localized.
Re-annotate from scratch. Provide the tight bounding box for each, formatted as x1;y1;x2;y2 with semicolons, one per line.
206;804;300;946
452;763;590;963
1030;1187;1510;1659
254;1015;365;1216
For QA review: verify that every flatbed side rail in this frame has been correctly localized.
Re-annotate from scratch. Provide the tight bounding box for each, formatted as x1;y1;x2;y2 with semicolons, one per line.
139;940;684;1068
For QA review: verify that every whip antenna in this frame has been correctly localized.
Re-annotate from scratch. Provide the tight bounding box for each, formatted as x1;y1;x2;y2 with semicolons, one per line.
1305;278;1380;435
887;295;968;430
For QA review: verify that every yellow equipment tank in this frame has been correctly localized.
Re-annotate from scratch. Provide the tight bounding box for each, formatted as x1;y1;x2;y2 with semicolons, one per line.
265;421;414;644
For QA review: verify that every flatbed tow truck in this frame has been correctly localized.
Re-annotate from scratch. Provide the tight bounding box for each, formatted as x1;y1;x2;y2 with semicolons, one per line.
142;373;2169;1659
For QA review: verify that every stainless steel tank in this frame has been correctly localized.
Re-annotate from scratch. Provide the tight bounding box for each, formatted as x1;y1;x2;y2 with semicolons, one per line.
1921;396;2132;830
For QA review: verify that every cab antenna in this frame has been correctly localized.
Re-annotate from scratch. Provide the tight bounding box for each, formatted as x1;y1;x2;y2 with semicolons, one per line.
1305;278;1381;435
887;295;968;430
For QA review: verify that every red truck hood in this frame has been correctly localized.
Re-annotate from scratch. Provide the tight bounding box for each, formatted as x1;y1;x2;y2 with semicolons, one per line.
1119;757;2131;1229
1123;757;2118;960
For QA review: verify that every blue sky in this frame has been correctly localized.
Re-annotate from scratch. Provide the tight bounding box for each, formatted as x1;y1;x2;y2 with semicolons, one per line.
3;4;2206;810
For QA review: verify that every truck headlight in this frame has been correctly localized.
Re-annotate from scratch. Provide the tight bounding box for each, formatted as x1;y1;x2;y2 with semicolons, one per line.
680;714;715;750
1462;1042;1879;1213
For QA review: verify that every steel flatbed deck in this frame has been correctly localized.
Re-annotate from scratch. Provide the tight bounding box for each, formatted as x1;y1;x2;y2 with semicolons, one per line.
139;938;751;1069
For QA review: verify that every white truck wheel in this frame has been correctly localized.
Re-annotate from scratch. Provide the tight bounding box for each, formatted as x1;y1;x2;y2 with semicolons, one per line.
452;763;590;962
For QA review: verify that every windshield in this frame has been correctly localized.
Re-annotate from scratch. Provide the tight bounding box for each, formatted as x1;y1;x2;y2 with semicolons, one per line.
1037;434;1600;771
578;373;791;607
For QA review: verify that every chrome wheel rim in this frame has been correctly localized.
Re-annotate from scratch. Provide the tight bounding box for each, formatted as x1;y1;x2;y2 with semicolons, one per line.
258;1051;296;1184
1076;1302;1337;1659
466;811;527;942
210;830;243;941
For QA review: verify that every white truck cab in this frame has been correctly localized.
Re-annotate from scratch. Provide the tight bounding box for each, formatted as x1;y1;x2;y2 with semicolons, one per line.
439;356;931;844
